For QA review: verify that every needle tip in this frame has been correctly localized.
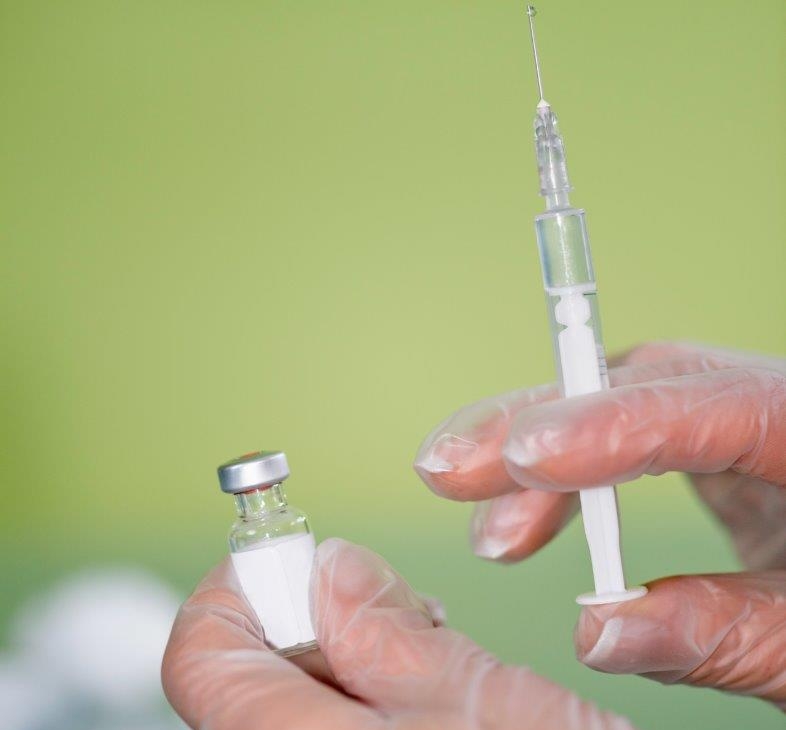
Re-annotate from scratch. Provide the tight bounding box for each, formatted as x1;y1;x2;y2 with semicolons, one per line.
525;5;545;102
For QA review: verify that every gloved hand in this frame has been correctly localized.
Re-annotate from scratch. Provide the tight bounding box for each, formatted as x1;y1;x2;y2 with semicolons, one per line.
162;538;636;729
414;341;786;709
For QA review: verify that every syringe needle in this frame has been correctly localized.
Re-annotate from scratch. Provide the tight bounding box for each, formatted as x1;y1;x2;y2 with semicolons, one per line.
525;5;545;103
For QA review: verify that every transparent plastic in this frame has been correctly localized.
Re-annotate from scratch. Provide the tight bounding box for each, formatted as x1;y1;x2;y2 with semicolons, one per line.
532;112;644;605
534;104;571;210
229;484;318;656
535;207;592;289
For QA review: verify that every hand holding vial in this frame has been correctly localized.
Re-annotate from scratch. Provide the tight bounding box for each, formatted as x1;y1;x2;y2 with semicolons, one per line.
162;539;639;730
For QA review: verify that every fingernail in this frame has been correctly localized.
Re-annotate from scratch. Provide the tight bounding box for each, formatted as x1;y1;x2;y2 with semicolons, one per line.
416;591;448;626
309;537;344;624
473;536;514;560
502;430;545;468
425;597;447;626
471;501;503;559
414;433;478;475
576;608;665;675
470;500;492;538
413;453;453;473
313;537;344;573
579;615;625;668
471;495;527;560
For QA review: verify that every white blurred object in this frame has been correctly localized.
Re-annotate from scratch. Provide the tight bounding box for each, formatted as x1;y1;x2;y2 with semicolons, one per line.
11;568;181;714
0;653;67;730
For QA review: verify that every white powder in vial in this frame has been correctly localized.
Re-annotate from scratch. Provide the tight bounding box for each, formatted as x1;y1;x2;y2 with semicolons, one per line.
231;532;316;650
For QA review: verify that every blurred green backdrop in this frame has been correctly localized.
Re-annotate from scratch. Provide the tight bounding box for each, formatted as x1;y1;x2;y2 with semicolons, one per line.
2;1;784;728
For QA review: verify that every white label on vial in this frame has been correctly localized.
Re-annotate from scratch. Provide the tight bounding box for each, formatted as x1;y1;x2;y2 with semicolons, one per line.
231;533;316;650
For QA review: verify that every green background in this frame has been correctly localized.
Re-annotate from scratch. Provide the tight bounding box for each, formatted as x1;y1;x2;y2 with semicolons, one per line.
2;1;784;728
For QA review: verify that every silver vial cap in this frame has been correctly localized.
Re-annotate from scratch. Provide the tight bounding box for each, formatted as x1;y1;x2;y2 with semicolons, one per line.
217;450;290;494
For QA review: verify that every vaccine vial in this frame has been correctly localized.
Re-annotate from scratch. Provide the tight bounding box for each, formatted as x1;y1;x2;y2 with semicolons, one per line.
217;450;318;657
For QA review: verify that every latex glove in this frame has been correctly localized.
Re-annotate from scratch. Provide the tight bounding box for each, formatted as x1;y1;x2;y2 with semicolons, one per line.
414;342;786;708
162;538;636;729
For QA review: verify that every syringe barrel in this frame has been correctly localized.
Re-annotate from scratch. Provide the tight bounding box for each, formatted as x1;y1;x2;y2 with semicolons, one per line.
535;207;593;289
535;207;627;597
534;207;609;394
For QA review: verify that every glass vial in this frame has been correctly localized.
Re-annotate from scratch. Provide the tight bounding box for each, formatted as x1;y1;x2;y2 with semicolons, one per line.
217;450;318;657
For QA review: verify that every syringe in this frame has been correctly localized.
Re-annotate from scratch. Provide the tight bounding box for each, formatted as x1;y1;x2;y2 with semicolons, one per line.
524;6;646;605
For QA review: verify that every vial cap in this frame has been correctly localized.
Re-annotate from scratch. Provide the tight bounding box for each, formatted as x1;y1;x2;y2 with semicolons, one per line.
217;450;290;494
